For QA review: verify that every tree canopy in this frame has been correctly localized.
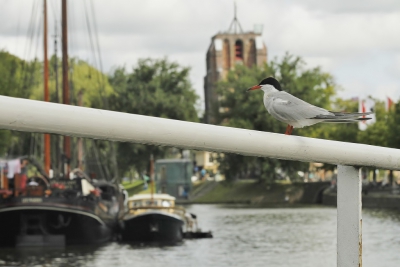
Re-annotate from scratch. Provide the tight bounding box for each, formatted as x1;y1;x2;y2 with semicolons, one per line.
0;52;200;180
0;51;39;156
108;58;199;175
214;54;398;181
0;50;398;182
30;56;114;108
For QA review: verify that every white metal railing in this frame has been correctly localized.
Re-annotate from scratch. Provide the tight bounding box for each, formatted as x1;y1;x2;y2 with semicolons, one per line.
1;95;400;266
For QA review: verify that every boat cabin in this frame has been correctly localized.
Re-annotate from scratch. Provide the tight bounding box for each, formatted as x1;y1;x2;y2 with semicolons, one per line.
126;193;186;219
128;194;176;208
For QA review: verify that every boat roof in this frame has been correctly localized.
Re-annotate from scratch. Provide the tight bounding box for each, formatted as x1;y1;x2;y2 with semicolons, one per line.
155;158;191;163
128;193;176;201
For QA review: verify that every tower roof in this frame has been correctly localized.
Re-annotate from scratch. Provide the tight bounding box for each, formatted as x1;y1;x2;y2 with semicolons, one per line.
226;2;243;34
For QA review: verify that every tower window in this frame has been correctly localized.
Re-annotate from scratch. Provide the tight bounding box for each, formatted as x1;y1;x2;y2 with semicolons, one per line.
235;40;243;61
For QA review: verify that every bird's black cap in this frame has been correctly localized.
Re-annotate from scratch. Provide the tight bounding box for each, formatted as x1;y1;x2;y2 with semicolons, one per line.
259;77;282;91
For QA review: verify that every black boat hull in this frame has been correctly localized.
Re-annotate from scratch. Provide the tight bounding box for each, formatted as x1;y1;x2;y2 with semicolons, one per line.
0;206;113;247
120;211;184;243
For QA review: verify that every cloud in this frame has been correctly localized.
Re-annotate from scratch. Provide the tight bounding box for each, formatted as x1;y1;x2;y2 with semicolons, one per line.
293;0;400;14
264;6;400;57
0;0;400;107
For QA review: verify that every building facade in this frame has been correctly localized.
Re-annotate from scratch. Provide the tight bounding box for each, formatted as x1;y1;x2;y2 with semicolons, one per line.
155;159;193;199
204;15;268;124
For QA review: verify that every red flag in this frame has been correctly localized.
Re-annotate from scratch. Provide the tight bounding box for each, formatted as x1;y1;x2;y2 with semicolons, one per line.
359;97;376;131
386;97;394;112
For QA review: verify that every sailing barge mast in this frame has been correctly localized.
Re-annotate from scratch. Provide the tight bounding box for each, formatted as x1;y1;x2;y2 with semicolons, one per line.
43;0;50;176
44;0;70;178
61;0;70;178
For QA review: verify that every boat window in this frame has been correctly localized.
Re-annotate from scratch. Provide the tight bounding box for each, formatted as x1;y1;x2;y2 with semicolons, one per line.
130;201;141;207
162;200;171;207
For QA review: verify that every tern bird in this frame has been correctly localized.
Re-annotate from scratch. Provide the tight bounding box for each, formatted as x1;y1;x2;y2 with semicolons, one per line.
247;77;373;135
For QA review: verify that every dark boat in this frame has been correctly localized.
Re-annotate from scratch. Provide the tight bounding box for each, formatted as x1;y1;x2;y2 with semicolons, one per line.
0;160;124;247
119;194;185;243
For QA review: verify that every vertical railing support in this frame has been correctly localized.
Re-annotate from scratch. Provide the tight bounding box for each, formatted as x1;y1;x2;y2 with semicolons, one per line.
337;165;362;267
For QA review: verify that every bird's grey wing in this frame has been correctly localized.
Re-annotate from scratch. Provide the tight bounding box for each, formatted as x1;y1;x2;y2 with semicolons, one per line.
264;92;332;123
315;111;374;119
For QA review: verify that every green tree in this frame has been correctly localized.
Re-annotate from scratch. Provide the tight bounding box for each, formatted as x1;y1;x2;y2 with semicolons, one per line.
0;50;36;98
108;58;199;175
387;103;400;149
357;100;388;147
30;56;114;108
0;51;40;156
215;53;337;182
319;98;360;142
0;51;119;178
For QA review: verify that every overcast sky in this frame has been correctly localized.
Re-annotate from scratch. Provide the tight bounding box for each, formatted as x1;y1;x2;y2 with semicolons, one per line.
1;0;400;110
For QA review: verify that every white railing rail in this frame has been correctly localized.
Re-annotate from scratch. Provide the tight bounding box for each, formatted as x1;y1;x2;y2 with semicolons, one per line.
1;95;399;266
1;96;399;170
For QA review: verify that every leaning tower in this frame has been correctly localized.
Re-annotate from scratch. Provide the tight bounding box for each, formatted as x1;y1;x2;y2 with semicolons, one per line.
204;7;267;124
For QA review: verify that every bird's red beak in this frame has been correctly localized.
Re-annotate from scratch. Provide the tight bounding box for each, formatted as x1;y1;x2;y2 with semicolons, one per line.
247;85;261;91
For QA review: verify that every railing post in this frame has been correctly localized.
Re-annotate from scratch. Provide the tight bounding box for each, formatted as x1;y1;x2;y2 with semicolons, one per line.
337;165;362;267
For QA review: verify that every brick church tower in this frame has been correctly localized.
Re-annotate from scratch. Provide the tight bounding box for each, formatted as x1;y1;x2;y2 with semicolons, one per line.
204;5;267;124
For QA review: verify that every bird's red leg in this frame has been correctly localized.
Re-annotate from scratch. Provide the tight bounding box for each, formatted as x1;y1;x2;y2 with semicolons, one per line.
285;124;291;135
289;125;294;135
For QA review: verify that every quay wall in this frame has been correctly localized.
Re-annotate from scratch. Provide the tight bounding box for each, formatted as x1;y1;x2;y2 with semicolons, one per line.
322;190;400;209
182;180;400;210
184;181;330;205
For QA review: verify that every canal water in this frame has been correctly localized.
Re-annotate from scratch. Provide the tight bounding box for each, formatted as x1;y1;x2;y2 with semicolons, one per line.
1;204;400;267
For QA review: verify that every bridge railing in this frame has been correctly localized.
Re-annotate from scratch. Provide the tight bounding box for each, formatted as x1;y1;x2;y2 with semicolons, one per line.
1;95;400;266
